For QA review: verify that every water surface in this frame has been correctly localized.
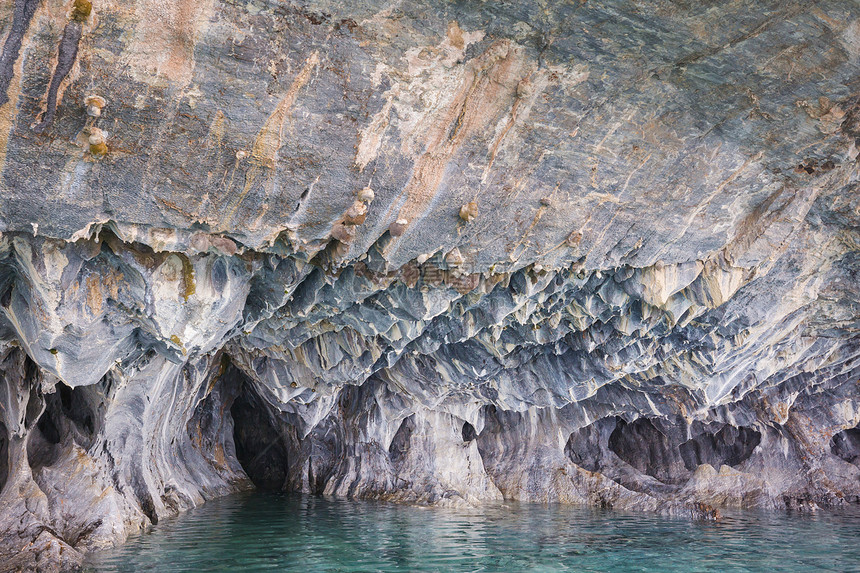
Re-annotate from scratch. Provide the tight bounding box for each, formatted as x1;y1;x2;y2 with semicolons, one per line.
85;492;860;572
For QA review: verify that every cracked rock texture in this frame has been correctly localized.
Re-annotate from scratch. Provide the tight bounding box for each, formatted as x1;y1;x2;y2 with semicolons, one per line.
1;0;860;570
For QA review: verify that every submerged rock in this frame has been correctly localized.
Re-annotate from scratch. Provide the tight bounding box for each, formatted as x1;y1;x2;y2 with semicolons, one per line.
0;0;859;570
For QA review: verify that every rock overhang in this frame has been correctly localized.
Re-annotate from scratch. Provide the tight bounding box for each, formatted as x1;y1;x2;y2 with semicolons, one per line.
0;0;858;570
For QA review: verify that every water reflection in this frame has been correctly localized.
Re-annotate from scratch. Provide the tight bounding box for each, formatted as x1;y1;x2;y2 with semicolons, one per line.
85;492;860;572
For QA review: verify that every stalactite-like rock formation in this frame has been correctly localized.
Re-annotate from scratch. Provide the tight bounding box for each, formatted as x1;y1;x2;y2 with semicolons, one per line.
0;0;859;570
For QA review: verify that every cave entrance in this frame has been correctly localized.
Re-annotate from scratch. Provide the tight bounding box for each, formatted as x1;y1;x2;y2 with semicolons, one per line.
607;417;687;484
26;382;102;473
229;367;290;491
831;426;860;465
679;425;761;471
567;417;763;486
461;421;477;443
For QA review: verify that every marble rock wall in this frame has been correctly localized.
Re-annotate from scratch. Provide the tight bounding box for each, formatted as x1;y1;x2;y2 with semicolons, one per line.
0;0;859;570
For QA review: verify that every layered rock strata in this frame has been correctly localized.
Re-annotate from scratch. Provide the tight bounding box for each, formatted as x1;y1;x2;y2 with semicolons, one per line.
0;0;859;570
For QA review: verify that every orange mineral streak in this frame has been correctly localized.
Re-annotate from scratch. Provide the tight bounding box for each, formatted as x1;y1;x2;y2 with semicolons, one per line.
128;0;215;87
393;41;531;233
251;51;321;169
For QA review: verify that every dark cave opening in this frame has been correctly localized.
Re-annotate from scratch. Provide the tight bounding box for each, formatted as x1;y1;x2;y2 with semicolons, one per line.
608;417;687;484
229;367;290;491
27;392;62;471
36;405;61;444
567;417;763;485
57;383;97;440
23;363;42;430
389;415;415;464
26;382;103;472
679;425;761;471
564;418;610;473
831;427;860;465
462;421;477;443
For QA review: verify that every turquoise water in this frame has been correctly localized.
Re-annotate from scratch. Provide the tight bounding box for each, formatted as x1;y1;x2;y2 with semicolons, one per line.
85;492;860;572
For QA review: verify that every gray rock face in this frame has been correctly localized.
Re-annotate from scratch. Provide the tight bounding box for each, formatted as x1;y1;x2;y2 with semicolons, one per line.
0;0;859;569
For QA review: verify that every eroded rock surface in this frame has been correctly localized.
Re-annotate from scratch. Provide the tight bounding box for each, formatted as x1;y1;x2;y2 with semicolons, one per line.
0;0;859;570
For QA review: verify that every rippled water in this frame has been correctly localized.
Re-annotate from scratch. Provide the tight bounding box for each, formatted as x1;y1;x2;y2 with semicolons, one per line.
85;492;860;572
